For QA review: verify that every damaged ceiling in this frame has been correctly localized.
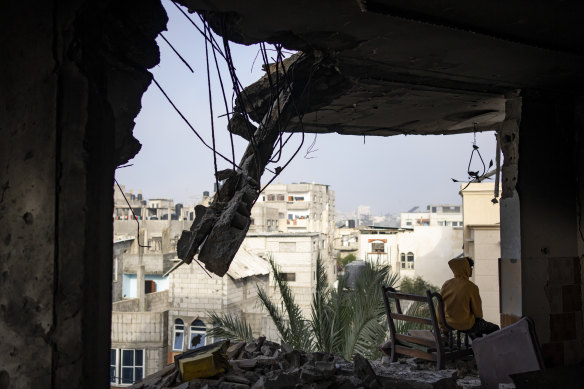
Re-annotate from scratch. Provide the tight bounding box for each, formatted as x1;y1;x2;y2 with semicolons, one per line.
178;0;584;136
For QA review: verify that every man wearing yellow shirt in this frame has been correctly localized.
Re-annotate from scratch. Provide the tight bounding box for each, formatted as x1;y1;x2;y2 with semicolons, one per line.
438;257;499;339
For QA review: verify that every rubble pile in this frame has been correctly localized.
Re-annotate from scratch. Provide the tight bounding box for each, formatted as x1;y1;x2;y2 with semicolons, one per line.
129;337;480;389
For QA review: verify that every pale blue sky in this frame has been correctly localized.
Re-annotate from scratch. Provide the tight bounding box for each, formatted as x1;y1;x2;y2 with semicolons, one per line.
115;1;497;215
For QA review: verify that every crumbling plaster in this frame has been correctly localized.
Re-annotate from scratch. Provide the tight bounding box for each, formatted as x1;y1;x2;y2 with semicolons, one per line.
0;0;166;387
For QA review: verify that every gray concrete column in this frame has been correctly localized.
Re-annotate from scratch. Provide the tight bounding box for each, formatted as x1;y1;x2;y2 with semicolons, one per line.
500;92;584;367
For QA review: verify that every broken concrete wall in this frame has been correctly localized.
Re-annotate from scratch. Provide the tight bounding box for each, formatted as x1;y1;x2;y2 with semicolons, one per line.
0;0;166;387
506;92;584;366
111;310;169;377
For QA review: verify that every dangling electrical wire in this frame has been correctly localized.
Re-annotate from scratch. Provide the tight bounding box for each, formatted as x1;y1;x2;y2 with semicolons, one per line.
451;124;494;190
114;178;150;248
203;22;220;193
159;32;194;73
171;1;226;60
151;77;239;169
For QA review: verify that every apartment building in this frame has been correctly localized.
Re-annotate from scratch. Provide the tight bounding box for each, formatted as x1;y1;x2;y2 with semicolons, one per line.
110;183;335;386
400;204;463;228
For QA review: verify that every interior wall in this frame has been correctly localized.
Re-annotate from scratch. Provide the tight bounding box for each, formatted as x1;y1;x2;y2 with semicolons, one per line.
0;0;166;387
516;92;584;366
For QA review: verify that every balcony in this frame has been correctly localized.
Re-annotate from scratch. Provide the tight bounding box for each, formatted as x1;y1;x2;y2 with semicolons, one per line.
365;252;389;263
286;219;309;228
287;201;310;210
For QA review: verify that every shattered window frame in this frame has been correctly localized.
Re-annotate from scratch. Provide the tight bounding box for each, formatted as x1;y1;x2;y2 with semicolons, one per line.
189;319;207;349
173;318;185;351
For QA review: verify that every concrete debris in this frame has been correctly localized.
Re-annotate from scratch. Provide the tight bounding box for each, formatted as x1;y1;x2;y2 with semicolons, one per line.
177;52;352;277
129;337;480;389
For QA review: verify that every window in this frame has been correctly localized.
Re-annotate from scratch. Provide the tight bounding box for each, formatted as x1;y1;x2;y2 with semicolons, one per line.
267;194;275;201
110;348;144;385
281;273;296;281
405;220;412;227
110;349;117;383
371;242;385;253
144;280;156;294
432;206;437;213
400;253;406;269
277;194;285;201
150;236;162;252
189;319;207;349
438;221;444;226
407;252;415;269
173;318;185;351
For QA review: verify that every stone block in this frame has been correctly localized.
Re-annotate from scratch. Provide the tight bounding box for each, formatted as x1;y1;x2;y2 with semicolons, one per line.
561;284;582;312
544;285;563;314
548;257;578;285
541;341;564;367
550;312;576;342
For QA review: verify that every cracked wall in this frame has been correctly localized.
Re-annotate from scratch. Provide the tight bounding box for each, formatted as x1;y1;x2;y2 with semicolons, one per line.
0;0;166;387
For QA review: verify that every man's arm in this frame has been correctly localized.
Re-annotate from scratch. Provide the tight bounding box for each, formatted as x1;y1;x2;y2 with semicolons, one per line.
469;284;483;319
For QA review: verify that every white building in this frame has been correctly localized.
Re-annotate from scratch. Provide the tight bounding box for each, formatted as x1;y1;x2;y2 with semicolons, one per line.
357;224;463;288
400;204;463;228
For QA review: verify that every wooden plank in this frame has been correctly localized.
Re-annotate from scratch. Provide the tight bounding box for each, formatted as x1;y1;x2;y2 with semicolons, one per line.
394;345;437;361
391;313;433;325
395;333;437;348
385;291;428;302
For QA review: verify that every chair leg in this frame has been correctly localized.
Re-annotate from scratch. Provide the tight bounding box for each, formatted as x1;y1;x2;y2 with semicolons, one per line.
391;340;398;362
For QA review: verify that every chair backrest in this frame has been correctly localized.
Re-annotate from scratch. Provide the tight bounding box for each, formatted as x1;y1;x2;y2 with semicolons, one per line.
381;286;457;344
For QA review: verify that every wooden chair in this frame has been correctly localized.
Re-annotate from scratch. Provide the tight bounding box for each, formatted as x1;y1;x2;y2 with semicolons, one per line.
380;286;473;370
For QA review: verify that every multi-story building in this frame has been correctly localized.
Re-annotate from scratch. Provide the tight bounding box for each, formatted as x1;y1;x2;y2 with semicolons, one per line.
357;222;463;288
253;182;334;233
399;204;463;228
110;183;335;386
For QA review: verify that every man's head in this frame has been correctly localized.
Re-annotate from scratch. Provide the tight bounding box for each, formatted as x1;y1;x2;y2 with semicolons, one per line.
447;257;474;278
466;257;474;277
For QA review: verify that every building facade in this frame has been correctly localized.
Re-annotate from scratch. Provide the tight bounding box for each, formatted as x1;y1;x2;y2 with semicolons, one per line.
400;204;463;228
460;182;501;325
110;183;336;386
357;224;463;289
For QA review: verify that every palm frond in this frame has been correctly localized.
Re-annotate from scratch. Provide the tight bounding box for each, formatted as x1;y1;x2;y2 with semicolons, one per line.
341;262;395;360
206;311;254;342
311;256;335;352
257;255;312;350
256;283;289;341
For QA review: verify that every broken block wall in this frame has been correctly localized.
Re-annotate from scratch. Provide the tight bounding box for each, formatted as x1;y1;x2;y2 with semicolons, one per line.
513;93;584;366
0;0;166;387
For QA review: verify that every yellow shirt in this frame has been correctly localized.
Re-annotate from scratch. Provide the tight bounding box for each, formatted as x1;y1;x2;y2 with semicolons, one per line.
438;258;483;331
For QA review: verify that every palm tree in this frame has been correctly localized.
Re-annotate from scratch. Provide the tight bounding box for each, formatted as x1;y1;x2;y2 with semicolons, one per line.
209;255;399;361
206;311;254;342
256;256;313;351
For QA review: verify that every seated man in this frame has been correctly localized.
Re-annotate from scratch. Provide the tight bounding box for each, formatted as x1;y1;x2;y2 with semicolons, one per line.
438;257;499;339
